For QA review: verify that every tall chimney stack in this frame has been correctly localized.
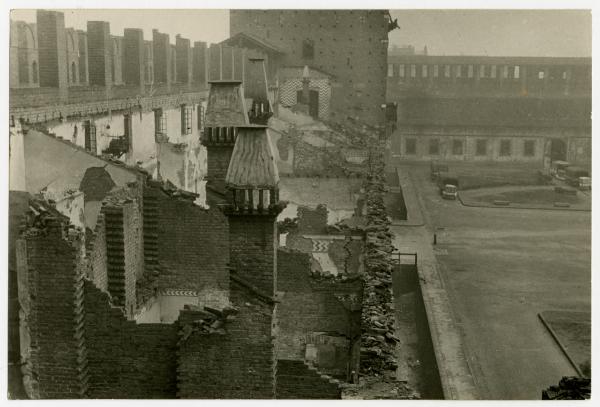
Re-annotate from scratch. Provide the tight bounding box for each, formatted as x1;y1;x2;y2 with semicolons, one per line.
202;80;249;195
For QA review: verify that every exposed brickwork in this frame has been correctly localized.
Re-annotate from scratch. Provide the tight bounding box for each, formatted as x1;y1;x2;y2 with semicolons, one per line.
87;213;108;292
228;215;277;297
177;281;276;398
8;192;30;398
16;212;89;399
276;360;342;399
276;248;363;361
145;184;229;302
83;280;178;398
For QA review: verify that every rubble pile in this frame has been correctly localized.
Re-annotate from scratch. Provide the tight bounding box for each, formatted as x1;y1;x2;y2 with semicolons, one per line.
178;306;239;342
359;143;398;376
542;376;591;400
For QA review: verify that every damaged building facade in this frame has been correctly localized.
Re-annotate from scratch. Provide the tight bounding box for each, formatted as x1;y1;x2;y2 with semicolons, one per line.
9;9;408;400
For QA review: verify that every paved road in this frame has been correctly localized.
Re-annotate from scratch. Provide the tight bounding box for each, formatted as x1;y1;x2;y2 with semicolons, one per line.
394;165;591;400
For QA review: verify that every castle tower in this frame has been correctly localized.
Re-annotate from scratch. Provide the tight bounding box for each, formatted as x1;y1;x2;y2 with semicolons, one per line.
202;80;249;195
222;125;283;297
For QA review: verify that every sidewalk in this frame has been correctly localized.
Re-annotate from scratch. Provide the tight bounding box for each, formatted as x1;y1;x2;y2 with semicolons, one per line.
392;225;479;400
391;165;479;400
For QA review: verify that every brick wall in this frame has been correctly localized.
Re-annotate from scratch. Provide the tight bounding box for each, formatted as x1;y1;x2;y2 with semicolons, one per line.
276;249;363;362
123;29;145;87
176;35;192;85
83;280;178;398
8;192;30;398
152;30;171;85
229;215;277;297
205;145;234;191
87;213;108;292
151;186;229;302
36;10;68;89
16;216;89;398
177;281;276;398
192;41;207;85
276;360;342;399
87;21;112;87
230;10;389;126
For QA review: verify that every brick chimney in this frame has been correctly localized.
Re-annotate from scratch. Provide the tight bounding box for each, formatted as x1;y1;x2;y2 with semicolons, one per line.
244;58;272;124
202;80;249;194
222;125;284;297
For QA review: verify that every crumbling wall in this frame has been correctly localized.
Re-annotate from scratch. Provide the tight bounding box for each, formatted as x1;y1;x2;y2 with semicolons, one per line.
137;183;229;308
83;280;179;398
360;143;398;376
16;209;89;399
100;192;144;316
276;360;342;399
177;281;275;398
87;213;108;291
228;215;277;297
155;187;229;305
276;249;362;365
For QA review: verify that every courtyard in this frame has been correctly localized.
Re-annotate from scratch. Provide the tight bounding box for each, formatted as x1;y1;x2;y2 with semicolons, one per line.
393;164;591;399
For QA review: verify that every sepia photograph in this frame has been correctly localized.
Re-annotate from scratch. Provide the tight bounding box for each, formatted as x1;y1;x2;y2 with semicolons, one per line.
4;0;594;401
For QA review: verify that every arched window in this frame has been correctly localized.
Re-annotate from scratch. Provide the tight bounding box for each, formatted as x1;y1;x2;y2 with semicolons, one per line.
31;61;38;84
71;62;76;83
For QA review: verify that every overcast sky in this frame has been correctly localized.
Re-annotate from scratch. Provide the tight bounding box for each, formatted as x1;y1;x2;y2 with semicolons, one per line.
10;9;592;57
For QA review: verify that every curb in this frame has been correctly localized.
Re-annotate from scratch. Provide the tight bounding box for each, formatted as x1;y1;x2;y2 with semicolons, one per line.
538;313;584;378
457;194;591;212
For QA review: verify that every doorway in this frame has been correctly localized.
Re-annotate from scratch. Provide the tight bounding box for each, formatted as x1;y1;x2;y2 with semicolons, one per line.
550;138;567;162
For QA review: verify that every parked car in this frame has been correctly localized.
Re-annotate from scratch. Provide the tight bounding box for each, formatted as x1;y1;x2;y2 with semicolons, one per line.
565;166;590;189
577;176;591;191
551;160;571;180
438;176;459;200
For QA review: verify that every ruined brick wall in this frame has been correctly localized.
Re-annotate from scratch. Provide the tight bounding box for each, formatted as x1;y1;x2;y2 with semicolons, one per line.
101;199;142;315
123;201;143;314
276;360;342;399
16;217;89;398
84;280;178;398
87;213;108;292
276;249;363;361
177;281;275;398
152;187;229;301
229;215;277;297
8;192;31;398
